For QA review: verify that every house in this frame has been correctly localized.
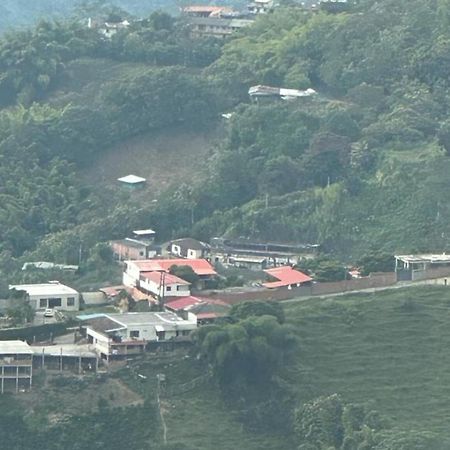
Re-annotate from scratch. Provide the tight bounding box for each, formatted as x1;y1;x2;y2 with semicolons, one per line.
117;174;146;189
139;271;191;299
123;259;217;291
0;341;33;393
248;85;317;101
84;312;197;359
188;17;253;39
165;296;230;325
395;254;450;281
248;0;274;14
111;238;157;261
169;238;210;259
263;266;312;289
21;261;78;272
182;5;234;17
132;229;156;244
9;282;80;311
100;19;130;39
227;255;267;271
211;237;319;268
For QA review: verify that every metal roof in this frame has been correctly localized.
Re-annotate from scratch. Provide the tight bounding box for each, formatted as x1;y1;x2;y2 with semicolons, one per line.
395;254;450;264
117;174;146;184
9;282;78;296
141;271;191;286
107;312;195;327
31;345;97;358
0;340;33;355
133;229;156;236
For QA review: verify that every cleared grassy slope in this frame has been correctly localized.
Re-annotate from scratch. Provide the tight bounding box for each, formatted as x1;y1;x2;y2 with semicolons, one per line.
284;286;450;441
117;351;288;450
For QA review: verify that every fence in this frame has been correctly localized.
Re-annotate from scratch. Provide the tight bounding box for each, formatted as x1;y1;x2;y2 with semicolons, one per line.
411;266;450;282
204;272;397;304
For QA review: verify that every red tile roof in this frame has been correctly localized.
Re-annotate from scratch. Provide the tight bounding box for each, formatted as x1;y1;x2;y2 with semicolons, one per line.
263;266;312;289
165;296;203;311
141;271;190;286
131;259;217;276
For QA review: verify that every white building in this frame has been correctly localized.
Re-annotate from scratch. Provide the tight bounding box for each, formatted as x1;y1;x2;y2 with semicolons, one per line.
170;238;210;259
139;271;191;298
84;312;197;359
248;0;274;14
0;340;33;393
9;282;80;311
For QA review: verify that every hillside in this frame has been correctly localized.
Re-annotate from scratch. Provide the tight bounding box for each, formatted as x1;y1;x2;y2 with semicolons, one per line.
285;286;450;444
3;286;450;448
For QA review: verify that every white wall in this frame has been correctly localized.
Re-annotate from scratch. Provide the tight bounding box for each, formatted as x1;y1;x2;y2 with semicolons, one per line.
140;277;190;297
187;249;202;259
86;327;111;356
29;293;80;311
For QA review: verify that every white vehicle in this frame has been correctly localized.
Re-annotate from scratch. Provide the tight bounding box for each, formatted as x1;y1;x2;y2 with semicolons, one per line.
44;308;55;318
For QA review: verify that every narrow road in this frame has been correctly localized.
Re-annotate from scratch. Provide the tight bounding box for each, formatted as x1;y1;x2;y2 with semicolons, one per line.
156;375;167;445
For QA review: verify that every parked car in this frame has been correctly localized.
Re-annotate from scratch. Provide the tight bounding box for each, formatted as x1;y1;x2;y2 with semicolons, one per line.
44;308;55;318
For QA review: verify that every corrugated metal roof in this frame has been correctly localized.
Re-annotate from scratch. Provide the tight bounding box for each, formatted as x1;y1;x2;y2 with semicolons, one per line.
0;340;33;355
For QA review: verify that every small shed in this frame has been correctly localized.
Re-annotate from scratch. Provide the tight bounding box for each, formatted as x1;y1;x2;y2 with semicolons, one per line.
117;175;146;189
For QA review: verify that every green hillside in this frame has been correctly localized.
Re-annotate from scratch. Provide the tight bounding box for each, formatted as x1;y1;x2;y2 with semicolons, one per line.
285;286;450;444
3;286;450;449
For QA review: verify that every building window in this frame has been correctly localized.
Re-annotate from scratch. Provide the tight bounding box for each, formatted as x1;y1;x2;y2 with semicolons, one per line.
157;331;166;341
67;297;75;307
130;330;140;338
40;298;47;308
166;286;172;292
48;298;62;308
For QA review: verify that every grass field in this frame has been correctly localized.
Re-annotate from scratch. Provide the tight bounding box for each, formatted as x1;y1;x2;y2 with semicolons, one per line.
116;351;287;450
284;286;450;442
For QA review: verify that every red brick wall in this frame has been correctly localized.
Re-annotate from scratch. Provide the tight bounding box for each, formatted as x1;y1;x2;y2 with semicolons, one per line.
203;272;397;305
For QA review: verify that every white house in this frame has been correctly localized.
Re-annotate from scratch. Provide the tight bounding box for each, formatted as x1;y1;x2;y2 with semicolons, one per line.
9;282;80;311
169;238;210;259
123;259;217;290
139;271;191;298
84;312;197;359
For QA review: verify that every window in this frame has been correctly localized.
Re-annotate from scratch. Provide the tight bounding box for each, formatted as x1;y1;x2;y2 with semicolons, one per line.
48;298;62;308
130;330;140;338
157;331;166;341
166;286;172;292
67;297;75;307
40;298;47;308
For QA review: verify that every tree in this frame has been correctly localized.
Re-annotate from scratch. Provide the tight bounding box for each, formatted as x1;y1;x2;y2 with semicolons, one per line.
7;291;35;326
295;395;385;450
357;253;395;276
230;300;285;324
169;265;199;286
195;315;296;390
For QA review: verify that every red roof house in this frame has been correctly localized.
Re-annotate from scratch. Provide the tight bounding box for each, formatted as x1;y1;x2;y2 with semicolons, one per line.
129;259;217;277
263;266;312;289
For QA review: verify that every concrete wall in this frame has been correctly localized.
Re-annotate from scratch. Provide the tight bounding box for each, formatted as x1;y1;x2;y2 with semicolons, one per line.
81;292;107;306
411;266;450;281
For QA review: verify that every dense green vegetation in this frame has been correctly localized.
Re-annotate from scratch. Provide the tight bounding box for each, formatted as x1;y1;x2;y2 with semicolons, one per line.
3;0;450;286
